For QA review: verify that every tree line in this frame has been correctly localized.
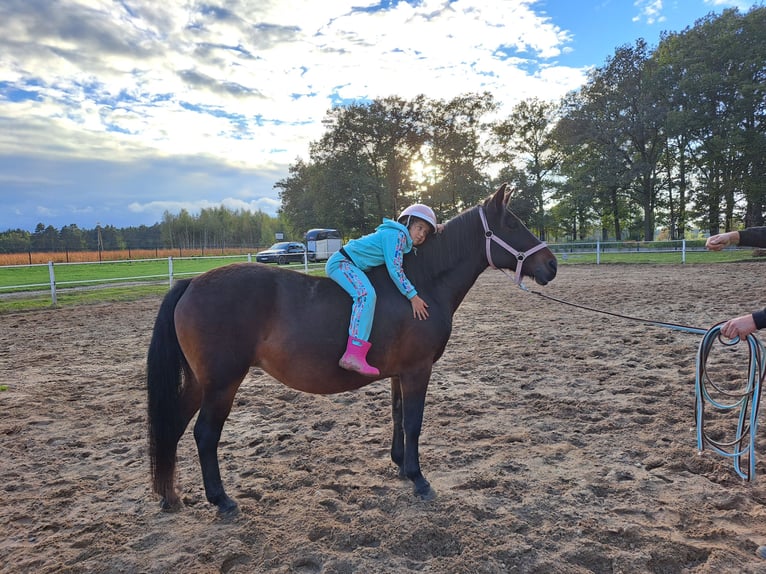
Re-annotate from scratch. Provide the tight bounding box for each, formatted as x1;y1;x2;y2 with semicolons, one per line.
0;207;285;254
2;6;763;253
277;7;765;241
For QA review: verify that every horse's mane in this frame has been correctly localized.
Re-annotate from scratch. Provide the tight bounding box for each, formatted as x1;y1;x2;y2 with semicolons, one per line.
401;201;486;286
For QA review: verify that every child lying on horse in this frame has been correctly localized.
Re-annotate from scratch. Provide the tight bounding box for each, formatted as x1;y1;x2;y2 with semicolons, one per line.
325;204;443;376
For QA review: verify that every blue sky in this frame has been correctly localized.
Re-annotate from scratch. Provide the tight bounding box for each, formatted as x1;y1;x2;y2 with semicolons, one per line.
0;0;756;232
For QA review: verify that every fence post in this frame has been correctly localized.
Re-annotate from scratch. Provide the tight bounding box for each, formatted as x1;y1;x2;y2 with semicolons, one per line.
168;256;174;287
48;261;57;306
247;253;252;262
596;241;601;265
682;239;686;264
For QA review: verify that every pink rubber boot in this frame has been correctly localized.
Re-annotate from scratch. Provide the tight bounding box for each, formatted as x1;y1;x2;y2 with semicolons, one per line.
339;337;380;376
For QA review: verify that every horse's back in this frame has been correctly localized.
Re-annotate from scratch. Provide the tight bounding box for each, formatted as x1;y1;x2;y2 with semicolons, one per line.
175;262;346;341
172;263;359;391
172;261;449;392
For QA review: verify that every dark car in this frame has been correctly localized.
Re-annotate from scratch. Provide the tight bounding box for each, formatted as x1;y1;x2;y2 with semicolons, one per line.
256;241;314;264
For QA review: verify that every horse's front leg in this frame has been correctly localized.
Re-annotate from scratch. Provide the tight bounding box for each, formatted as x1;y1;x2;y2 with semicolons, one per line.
398;367;436;500
390;376;405;478
194;381;242;515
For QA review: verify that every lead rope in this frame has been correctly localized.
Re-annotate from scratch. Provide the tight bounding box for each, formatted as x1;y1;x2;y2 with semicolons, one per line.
519;285;766;481
476;209;766;479
695;325;766;480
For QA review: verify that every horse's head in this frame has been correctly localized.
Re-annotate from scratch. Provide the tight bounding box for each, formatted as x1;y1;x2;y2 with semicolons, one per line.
480;183;557;286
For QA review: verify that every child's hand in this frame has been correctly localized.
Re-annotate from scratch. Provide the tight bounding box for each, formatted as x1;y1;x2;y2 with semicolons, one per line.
410;295;429;320
435;223;445;234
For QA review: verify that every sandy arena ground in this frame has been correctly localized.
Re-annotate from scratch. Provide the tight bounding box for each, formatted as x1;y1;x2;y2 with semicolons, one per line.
3;263;766;573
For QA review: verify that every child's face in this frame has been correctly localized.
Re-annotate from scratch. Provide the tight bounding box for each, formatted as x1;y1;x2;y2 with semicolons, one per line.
408;219;431;246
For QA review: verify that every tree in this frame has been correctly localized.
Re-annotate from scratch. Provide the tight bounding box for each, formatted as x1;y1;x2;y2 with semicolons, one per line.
0;229;31;253
658;8;766;233
423;93;497;218
493;98;560;239
60;224;85;252
314;96;430;224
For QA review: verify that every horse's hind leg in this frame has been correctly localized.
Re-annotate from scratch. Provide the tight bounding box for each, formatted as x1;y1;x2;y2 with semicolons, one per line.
390;376;405;478
159;376;204;511
194;374;246;515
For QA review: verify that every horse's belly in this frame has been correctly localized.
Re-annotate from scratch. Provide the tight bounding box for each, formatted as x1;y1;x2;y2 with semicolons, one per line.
258;357;374;395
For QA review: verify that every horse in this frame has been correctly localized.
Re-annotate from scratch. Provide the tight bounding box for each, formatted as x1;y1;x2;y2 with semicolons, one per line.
146;183;558;514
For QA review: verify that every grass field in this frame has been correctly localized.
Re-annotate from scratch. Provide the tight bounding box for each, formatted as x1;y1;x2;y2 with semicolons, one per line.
0;255;259;292
0;256;325;313
0;248;762;314
0;247;259;266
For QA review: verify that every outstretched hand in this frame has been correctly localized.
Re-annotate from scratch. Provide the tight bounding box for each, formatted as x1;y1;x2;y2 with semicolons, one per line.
410;295;429;320
705;231;739;251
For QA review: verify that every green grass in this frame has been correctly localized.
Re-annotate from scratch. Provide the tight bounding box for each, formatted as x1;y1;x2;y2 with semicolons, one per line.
0;256;259;292
0;258;326;314
552;248;760;265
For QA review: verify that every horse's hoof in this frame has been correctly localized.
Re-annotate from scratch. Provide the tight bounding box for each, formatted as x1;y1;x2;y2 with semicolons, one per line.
216;498;239;517
159;497;182;513
414;483;436;501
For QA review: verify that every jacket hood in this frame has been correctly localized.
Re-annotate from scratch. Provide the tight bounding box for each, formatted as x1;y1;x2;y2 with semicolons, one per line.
377;218;413;248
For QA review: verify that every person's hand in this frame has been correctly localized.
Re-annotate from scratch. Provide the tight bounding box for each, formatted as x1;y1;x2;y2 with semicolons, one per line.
705;231;739;251
435;223;445;234
410;295;429;320
720;314;757;339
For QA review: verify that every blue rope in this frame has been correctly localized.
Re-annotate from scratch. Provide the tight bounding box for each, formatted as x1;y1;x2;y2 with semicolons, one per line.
695;325;766;480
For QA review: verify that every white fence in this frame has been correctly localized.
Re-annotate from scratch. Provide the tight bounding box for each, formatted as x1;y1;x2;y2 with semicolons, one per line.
549;238;709;264
0;253;325;305
0;239;750;306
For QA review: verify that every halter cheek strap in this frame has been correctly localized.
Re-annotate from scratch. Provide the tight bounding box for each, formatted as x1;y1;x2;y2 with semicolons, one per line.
479;206;548;289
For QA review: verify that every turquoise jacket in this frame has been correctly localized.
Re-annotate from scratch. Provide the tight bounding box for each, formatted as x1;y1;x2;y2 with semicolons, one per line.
340;218;417;300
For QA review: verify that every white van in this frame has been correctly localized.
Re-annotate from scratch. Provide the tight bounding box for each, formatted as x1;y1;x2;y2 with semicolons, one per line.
304;228;342;261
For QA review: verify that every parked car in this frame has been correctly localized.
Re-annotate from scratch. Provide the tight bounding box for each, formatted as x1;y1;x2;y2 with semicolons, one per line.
256;241;314;264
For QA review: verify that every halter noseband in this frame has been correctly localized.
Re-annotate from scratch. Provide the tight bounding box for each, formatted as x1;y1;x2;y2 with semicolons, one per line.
479;206;548;289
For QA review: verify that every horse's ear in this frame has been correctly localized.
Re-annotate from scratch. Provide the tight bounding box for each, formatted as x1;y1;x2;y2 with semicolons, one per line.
491;183;509;210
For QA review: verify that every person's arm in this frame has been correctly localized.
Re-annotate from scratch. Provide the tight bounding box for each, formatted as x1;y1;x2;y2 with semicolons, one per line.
382;231;429;320
754;308;766;330
706;226;766;250
737;227;766;248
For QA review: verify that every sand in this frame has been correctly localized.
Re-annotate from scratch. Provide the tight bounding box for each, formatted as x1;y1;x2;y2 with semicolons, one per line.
3;263;766;573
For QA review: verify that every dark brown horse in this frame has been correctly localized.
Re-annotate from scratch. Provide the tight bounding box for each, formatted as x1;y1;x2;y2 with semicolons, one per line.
146;184;557;514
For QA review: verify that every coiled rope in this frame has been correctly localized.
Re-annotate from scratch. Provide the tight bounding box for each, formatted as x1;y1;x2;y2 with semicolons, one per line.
695;325;766;480
524;286;766;480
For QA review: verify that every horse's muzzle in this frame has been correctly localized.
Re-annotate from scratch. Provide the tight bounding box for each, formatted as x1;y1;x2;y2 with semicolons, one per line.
533;258;558;286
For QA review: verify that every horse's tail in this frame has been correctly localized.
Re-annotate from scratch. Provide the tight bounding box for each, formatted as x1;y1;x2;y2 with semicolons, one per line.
146;279;192;502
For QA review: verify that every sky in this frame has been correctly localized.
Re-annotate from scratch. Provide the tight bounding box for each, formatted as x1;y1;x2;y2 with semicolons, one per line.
0;0;757;233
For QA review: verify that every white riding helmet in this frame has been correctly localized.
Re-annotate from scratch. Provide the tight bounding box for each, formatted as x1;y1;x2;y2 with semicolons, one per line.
397;204;437;234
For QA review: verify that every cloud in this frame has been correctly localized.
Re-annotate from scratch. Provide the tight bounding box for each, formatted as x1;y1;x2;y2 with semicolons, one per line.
0;0;589;231
633;0;666;25
703;0;753;9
